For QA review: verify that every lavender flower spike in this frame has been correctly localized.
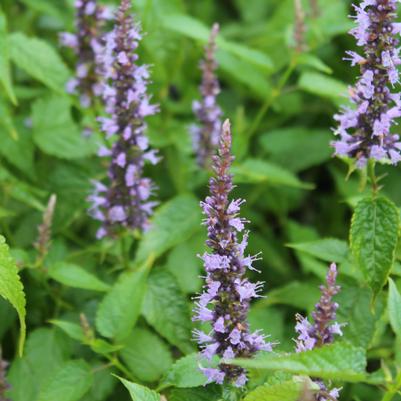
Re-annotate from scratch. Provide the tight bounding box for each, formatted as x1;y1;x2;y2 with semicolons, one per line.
60;0;110;107
88;0;159;238
332;0;401;168
190;23;222;168
295;263;344;401
193;119;273;387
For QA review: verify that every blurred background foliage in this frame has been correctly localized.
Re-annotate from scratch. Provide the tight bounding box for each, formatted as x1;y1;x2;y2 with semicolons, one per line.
1;0;401;400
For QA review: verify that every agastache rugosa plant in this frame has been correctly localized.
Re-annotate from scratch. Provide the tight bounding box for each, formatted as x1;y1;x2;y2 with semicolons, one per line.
294;0;307;53
295;263;344;401
193;120;273;387
88;0;159;238
332;0;401;168
190;24;222;169
60;0;110;108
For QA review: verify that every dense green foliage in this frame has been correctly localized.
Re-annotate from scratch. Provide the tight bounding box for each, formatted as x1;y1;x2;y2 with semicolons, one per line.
1;0;401;400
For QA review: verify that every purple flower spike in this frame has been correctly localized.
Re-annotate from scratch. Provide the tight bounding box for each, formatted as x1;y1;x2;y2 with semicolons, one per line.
60;0;110;108
294;263;344;400
332;0;401;167
193;120;273;386
88;0;159;238
190;23;222;168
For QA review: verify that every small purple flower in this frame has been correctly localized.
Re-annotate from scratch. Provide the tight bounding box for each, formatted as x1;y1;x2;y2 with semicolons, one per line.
190;23;222;168
193;120;273;386
294;263;344;401
332;0;401;167
60;0;110;108
88;0;159;238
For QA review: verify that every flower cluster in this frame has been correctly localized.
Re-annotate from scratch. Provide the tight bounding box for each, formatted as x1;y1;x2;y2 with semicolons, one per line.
193;120;273;387
295;263;343;401
60;0;111;108
88;0;159;238
190;24;222;168
332;0;401;168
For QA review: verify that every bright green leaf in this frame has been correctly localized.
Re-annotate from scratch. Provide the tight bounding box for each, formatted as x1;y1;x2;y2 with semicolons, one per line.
232;343;367;382
116;376;160;401
0;9;17;104
120;327;173;382
350;196;399;297
32;96;97;159
96;264;149;341
142;270;193;354
9;32;69;92
388;278;401;338
287;238;349;263
232;158;313;189
135;194;201;264
38;360;93;401
0;235;26;354
50;320;85;342
48;262;110;292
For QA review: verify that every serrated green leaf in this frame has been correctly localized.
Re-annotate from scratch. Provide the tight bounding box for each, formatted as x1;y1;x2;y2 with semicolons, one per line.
135;194;201;264
169;386;221;401
37;360;93;401
388;278;401;338
162;353;207;388
232;159;313;189
0;235;26;354
142;270;193;353
0;9;17;104
298;71;347;106
245;379;317;401
116;376;160;401
32;95;97;159
350;196;399;297
96;264;149;341
48;262;110;292
287;238;349;263
120;327;173;382
50;320;85;342
232;343;367;382
9;32;69;92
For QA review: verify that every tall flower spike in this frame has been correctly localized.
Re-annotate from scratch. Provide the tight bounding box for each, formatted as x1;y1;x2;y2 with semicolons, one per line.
60;0;111;108
190;23;222;168
193;120;273;387
295;263;344;401
332;0;401;168
88;0;159;238
309;0;320;18
294;0;307;53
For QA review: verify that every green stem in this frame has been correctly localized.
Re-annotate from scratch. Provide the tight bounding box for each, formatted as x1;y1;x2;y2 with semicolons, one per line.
381;371;401;401
368;159;378;195
247;55;298;139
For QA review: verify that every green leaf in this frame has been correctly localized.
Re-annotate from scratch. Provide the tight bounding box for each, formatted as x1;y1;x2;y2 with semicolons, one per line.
297;54;333;74
9;32;69;92
50;320;85;342
32;95;97;159
232;159;313;189
287;238;349;263
298;71;347;106
245;379;318;401
116;376;160;401
7;328;70;401
95;264;149;341
350;196;399;296
48;262;110;292
38;360;93;401
162;353;207;388
142;270;193;353
0;9;17;104
388;278;401;338
169;386;221;401
0;235;26;354
135;194;201;264
259;128;332;172
162;14;273;71
120;327;173;382
232;343;367;382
